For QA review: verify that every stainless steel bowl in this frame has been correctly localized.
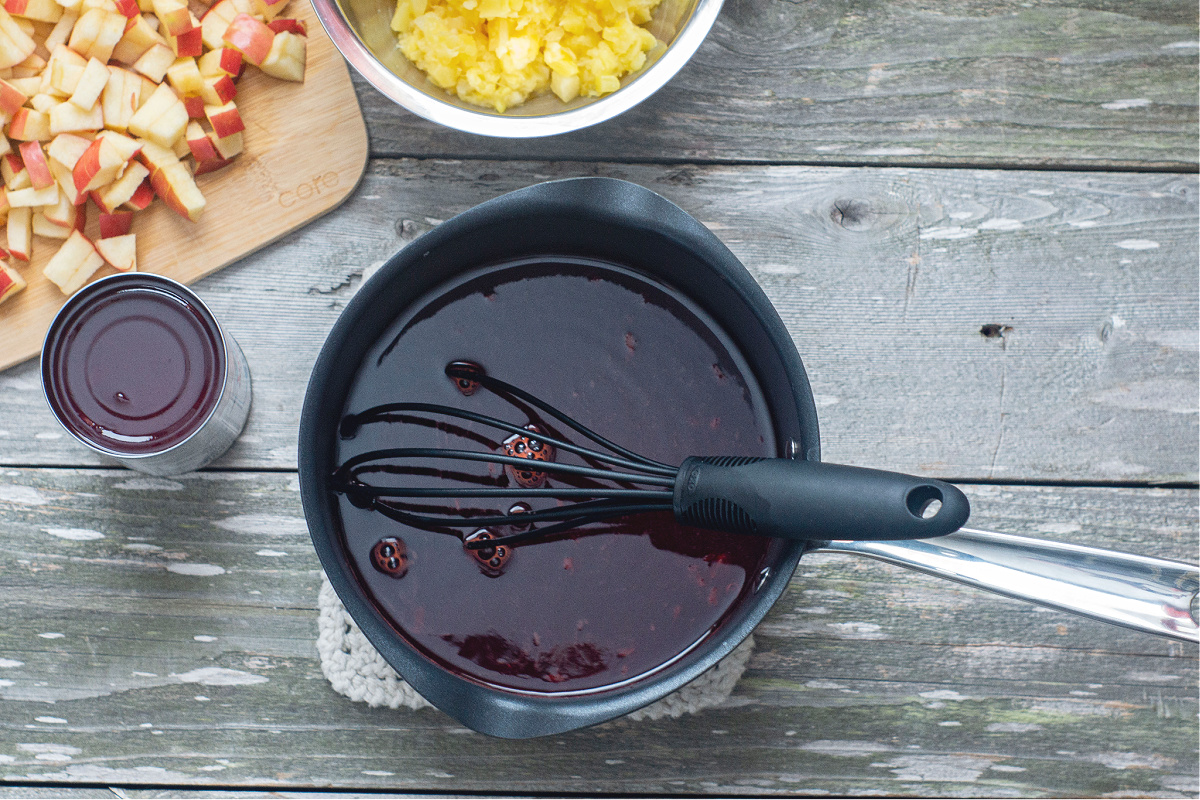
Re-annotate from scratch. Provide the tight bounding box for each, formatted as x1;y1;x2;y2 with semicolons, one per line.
310;0;724;137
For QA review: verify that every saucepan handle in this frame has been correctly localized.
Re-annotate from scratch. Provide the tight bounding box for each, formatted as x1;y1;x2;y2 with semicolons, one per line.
812;528;1200;643
673;457;971;541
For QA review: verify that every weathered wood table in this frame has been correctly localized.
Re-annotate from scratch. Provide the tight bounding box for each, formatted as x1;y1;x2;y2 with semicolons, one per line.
1;0;1197;796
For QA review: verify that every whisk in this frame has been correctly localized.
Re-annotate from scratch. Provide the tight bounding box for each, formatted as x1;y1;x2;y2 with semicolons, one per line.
332;362;971;549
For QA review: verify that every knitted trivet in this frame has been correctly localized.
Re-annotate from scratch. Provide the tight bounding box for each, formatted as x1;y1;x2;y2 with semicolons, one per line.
317;575;754;721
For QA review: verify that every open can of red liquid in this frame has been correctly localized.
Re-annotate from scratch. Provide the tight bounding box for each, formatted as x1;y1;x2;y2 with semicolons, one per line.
41;273;252;476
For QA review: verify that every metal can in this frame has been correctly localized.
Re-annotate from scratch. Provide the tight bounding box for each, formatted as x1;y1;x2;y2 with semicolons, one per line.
41;273;252;476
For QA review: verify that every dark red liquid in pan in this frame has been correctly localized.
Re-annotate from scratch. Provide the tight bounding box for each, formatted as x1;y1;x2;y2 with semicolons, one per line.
44;283;225;454
335;258;781;694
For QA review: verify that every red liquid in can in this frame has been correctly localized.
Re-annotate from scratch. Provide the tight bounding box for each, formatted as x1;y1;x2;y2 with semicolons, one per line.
43;281;226;455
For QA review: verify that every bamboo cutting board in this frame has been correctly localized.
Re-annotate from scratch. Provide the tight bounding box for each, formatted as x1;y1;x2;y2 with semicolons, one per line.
0;0;369;372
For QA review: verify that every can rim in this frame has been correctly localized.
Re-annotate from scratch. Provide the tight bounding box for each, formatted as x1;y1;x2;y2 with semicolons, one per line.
40;273;234;462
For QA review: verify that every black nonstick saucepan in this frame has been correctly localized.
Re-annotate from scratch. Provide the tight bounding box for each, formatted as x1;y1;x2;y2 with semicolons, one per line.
298;177;1199;739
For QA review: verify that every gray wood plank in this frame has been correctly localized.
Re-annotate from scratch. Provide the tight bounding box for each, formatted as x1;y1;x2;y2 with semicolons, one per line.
353;0;1199;167
1;163;1194;482
0;471;1195;796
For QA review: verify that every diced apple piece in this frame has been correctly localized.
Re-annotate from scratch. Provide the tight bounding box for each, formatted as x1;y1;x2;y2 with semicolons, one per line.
97;208;131;236
135;137;176;171
128;80;184;146
150;0;188;35
69;56;108;108
259;29;303;81
42;187;75;225
96;155;145;207
5;0;62;23
69;8;124;62
0;76;26;112
0;136;10;159
29;91;58;111
43;228;104;294
2;150;28;187
94;231;134;269
46;132;91;168
5;203;29;258
0;7;38;68
251;0;288;22
101;65;140;130
32;210;70;237
198;45;239;76
95;128;141;160
6;181;55;204
17;139;51;188
197;72;233;105
169;133;188;157
163;10;199;56
131;39;172;80
202;98;242;138
149;159;202;220
71;134;123;191
199;0;243;51
165;55;201;95
110;12;163;63
266;17;304;35
122;175;150;209
48;160;81;203
113;0;138;18
8;106;49;139
49;97;103;133
81;0;119;12
221;13;270;65
182;93;201;117
5;74;40;95
43;10;78;52
0;259;25;304
191;152;230;175
46;43;86;94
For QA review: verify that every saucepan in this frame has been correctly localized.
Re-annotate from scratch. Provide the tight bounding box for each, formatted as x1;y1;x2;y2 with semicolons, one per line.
298;177;1199;739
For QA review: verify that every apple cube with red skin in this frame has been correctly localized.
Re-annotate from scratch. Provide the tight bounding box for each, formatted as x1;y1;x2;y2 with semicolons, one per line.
198;73;235;106
95;232;135;270
165;15;202;57
185;119;217;160
199;0;249;51
198;45;240;76
4;0;62;23
151;0;191;36
222;13;272;65
8;107;50;140
123;176;153;210
0;260;26;305
259;29;304;82
183;94;203;118
0;76;26;114
2;152;29;188
72;136;125;192
97;157;147;208
203;99;243;138
43;229;105;294
6;205;30;259
267;18;304;36
150;160;204;221
18;140;53;189
98;209;132;237
113;0;138;18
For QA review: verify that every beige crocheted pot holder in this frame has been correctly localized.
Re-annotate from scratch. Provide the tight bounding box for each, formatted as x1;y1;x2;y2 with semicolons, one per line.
317;575;754;721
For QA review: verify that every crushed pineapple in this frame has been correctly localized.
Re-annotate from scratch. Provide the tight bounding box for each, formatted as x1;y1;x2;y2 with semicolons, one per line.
390;0;663;112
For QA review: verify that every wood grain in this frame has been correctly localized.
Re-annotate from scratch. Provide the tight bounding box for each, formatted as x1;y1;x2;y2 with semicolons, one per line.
0;471;1193;796
0;0;369;372
0;161;1193;483
355;0;1199;167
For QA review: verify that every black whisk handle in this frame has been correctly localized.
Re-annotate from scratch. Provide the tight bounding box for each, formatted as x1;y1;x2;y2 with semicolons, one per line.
673;457;970;541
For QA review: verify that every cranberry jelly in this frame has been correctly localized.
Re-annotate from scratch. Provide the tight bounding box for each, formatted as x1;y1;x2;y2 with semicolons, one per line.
43;275;226;455
335;257;783;694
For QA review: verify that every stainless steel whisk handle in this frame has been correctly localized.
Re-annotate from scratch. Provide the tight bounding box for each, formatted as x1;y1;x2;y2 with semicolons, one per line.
813;528;1200;643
